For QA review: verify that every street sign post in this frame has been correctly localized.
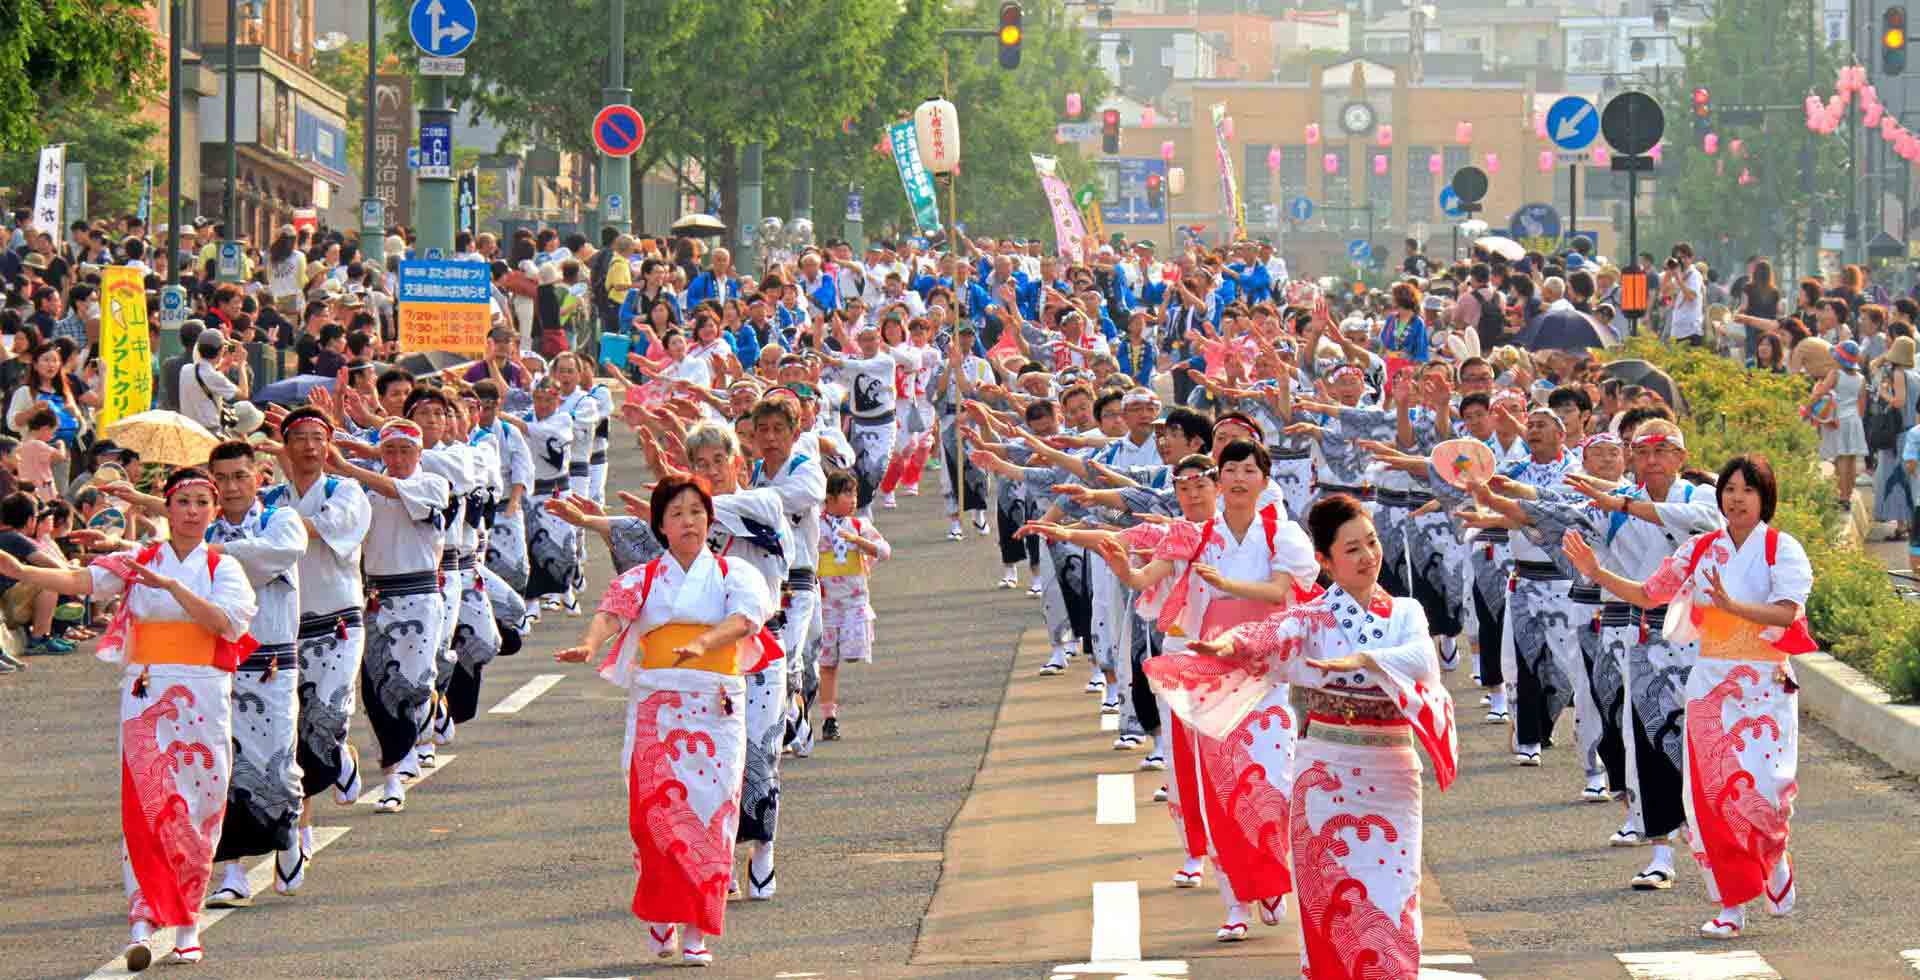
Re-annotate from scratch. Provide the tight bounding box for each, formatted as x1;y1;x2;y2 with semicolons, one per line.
216;241;243;283
1509;202;1563;254
1547;96;1600;152
456;173;477;235
408;0;476;58
1288;196;1314;222
1347;239;1373;263
158;285;188;331
418;120;451;179
1601;92;1666;269
606;193;626;224
1450;167;1488;215
591;104;647;159
1438;187;1466;219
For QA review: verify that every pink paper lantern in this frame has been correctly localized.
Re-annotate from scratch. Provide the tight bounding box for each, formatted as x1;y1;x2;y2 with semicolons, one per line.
1223;116;1235;140
1372;153;1388;176
1141;107;1156;128
1866;103;1885;127
1884;116;1901;140
1738;168;1754;186
1534;111;1548;140
1305;123;1321;146
1427;152;1443;175
1704;133;1720;155
1455;121;1474;144
1377;124;1394;147
1538;150;1555;173
1323;153;1341;175
1484;152;1500;175
1160;139;1176;161
1066;92;1083;117
1729;138;1745;158
1267;148;1283;172
1593;146;1612;168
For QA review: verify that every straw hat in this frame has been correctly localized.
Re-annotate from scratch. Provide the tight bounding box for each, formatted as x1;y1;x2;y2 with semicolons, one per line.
1791;337;1835;378
1878;335;1917;370
538;261;563;286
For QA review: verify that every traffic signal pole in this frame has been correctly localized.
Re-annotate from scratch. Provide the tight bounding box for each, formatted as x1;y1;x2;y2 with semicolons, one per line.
599;0;632;236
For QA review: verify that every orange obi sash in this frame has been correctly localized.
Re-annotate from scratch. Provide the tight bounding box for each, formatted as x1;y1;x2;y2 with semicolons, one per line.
638;623;739;675
1696;607;1789;665
129;621;221;667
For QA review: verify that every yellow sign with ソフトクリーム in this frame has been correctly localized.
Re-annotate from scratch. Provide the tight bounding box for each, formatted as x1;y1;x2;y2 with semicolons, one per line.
98;266;153;430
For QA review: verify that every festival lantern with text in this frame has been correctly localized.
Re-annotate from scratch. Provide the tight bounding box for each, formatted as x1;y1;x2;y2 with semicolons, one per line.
914;98;960;173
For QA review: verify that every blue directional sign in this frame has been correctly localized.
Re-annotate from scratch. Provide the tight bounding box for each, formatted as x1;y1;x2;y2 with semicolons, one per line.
1546;96;1599;152
1347;239;1372;262
419;120;451;179
1438;186;1466;219
409;0;476;58
1288;196;1314;221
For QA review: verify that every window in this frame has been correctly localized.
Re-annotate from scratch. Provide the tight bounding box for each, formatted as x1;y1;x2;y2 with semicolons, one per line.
1444;145;1471;181
1244;143;1272;205
1406;145;1436;222
1323;148;1351;207
1369;150;1394;227
1278;146;1307;203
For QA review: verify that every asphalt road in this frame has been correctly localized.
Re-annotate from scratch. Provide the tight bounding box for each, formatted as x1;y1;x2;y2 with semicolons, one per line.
5;446;1920;979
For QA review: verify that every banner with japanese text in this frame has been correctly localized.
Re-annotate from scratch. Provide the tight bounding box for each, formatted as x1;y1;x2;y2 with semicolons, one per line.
888;122;943;235
398;259;492;355
1210;104;1246;243
1032;155;1088;263
31;145;65;237
98;266;152;430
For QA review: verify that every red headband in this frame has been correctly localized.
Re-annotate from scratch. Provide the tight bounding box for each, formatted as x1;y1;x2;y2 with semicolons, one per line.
284;415;335;438
164;477;217;501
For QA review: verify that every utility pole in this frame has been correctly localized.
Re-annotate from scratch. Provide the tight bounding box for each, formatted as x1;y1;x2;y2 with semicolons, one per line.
224;0;238;248
166;0;183;288
740;143;764;270
1807;0;1823;279
598;0;632;235
362;0;384;266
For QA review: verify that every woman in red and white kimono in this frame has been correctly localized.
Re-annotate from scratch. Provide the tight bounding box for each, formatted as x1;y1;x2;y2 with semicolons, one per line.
1076;440;1320;942
555;473;776;967
1153;493;1457;980
1564;454;1813;940
0;468;259;972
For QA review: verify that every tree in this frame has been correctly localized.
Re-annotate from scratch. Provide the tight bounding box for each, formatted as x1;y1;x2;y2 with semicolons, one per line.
0;96;162;219
1642;0;1846;280
0;0;160;151
311;42;378;169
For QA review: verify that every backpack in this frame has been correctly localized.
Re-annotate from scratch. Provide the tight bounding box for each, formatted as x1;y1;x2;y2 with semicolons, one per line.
1473;287;1506;352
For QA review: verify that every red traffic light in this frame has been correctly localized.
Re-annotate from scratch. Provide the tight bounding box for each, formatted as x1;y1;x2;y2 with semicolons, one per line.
1146;173;1161;188
1691;87;1711;118
1102;109;1120;127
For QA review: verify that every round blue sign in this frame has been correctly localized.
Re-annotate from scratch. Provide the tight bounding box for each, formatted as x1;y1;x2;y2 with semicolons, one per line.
1347;239;1373;262
1438;187;1465;219
1546;96;1599;152
409;0;476;58
1288;196;1314;221
1508;203;1563;246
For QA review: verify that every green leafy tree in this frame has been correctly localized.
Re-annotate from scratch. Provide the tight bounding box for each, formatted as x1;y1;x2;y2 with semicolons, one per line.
311;42;376;168
0;96;162;219
1642;0;1846;278
0;0;160;151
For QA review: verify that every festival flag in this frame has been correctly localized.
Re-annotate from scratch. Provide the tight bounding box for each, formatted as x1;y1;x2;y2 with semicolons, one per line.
1209;104;1246;243
888;121;944;235
98;267;153;430
31;145;66;236
1032;154;1089;263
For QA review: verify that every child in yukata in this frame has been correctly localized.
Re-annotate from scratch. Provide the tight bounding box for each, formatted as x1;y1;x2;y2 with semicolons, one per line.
815;470;889;742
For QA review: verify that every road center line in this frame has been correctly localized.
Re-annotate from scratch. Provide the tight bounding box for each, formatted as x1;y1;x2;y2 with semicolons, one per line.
1089;881;1141;964
1100;713;1119;731
1095;773;1136;825
488;673;565;714
1616;950;1782;980
1051;961;1188;977
83;826;352;980
355;753;458;804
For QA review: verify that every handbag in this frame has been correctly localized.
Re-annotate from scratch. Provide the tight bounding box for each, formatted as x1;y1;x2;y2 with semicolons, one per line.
193;363;240;433
1866;376;1906;453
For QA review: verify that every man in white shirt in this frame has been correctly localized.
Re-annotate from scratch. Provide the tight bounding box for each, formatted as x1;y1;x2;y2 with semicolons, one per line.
1260;242;1290;294
180;331;247;434
1663;243;1705;344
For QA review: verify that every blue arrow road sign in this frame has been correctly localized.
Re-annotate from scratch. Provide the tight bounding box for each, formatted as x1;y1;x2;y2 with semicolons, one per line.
1347;239;1372;262
1438;186;1465;218
409;0;476;58
1288;196;1314;221
1546;96;1599;152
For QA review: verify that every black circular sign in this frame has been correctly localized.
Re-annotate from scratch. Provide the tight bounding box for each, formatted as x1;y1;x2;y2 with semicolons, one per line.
1601;92;1665;156
1450;166;1489;205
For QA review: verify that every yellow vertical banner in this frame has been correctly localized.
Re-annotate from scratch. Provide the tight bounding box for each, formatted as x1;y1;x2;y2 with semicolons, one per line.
1084;199;1105;251
98;267;152;431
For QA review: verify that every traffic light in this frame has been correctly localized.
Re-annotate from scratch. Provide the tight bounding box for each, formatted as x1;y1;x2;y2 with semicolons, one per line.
997;3;1023;70
1102;108;1120;154
1145;173;1163;209
1886;7;1908;75
1691;87;1712;134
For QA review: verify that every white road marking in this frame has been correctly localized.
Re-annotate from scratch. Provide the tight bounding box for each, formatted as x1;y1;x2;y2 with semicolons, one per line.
356;753;458;804
1095;773;1137;825
1617;950;1782;980
83;826;351;980
1902;948;1920;973
1089;881;1142;964
1100;713;1119;731
1417;953;1483;979
488;673;564;714
1052;960;1188;976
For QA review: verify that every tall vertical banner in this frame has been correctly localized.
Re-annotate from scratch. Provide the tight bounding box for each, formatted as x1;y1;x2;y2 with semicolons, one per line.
31;145;65;237
888;122;943;235
1032;155;1089;263
98;267;153;430
371;75;415;228
1084;197;1106;251
1210;104;1246;243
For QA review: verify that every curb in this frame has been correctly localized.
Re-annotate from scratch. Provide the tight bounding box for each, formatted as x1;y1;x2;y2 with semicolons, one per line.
1797;650;1920;777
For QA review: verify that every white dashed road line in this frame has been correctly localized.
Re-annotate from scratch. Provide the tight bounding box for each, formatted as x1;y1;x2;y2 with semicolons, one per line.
1095;773;1137;825
1616;950;1783;980
488;673;565;714
1089;880;1142;964
354;753;457;804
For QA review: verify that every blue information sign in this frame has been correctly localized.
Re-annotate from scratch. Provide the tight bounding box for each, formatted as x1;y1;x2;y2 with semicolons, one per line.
1288;196;1314;221
1508;203;1563;246
1099;158;1168;226
1347;239;1372;262
408;0;476;58
1546;96;1600;152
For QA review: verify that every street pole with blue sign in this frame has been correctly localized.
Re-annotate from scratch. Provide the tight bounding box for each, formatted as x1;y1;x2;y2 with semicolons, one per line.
408;0;475;257
1546;96;1598;253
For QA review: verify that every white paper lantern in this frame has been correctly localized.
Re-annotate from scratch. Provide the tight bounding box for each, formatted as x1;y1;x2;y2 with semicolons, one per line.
1168;166;1186;196
914;98;960;174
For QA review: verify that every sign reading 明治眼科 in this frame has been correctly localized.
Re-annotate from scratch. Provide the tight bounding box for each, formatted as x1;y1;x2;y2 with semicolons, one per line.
398;260;491;354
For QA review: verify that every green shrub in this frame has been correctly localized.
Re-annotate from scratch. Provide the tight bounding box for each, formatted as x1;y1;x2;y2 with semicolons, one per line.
1606;337;1920;701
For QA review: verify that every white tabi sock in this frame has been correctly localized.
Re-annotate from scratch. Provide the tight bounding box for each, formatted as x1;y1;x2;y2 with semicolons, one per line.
220;862;249;896
750;842;775;880
1153;731;1169;759
174;924;200;950
683;927;707;949
1488;689;1509;713
1650;843;1675;871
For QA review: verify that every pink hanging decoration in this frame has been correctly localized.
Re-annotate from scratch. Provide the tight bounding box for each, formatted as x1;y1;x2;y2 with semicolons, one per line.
1866;102;1885;127
1538;150;1554;173
1222;116;1235;140
1377;124;1394;147
1267;147;1283;172
1305;123;1321;145
1141;107;1156;128
1738;168;1754;186
1323;153;1340;174
1645;144;1659;164
1484;152;1500;175
1456;121;1474;144
1863;85;1880;110
1427;152;1443;175
1065;92;1083;117
1160;139;1176;161
1534;111;1548;140
1372;153;1388;176
1704;133;1719;155
1883;116;1901;140
1729;138;1745;158
878;139;892;156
